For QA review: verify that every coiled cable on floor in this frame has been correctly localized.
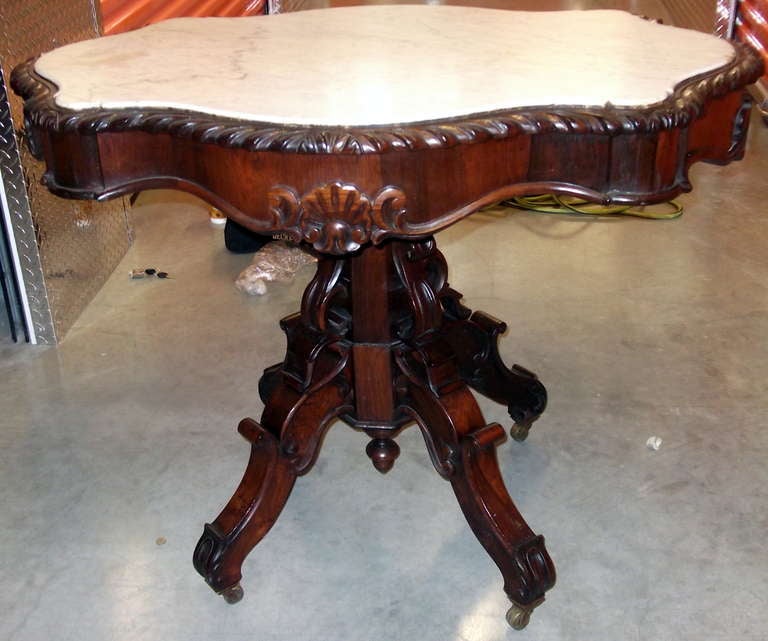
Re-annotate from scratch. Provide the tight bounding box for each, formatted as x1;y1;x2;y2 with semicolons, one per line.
501;194;683;219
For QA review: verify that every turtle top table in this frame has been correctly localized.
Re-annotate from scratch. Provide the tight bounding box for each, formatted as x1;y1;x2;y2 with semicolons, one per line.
12;5;762;630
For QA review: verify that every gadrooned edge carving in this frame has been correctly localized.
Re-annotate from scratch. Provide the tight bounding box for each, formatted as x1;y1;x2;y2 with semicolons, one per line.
10;43;764;156
268;181;408;253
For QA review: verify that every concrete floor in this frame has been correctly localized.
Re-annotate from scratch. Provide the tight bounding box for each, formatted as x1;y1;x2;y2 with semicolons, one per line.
1;115;767;640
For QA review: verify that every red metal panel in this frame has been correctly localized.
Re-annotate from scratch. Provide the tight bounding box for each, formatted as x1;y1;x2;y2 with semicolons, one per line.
101;0;159;34
739;0;768;47
100;0;266;34
150;0;216;22
736;0;768;84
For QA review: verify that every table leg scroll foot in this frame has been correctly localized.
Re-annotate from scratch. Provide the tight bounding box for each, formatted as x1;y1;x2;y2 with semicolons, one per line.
400;353;554;626
449;423;556;626
193;418;297;596
195;330;352;599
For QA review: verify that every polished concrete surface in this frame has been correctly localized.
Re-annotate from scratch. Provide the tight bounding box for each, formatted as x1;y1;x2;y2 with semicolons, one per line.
0;308;11;344
1;117;767;641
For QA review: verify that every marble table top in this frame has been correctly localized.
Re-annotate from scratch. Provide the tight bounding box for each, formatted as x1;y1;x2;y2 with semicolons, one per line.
34;5;736;127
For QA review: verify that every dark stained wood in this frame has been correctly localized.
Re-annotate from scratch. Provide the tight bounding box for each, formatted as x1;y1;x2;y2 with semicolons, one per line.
350;246;397;433
193;418;297;598
450;423;555;630
609;133;658;193
220;234;556;621
352;343;395;421
529;133;611;189
440;289;548;442
10;31;763;629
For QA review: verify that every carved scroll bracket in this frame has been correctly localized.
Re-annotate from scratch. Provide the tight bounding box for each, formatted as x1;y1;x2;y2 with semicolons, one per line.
268;181;408;254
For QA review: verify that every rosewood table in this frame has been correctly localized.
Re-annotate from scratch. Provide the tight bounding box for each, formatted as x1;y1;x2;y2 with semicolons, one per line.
12;6;762;629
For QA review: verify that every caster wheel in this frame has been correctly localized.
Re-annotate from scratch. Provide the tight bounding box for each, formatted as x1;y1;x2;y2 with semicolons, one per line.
505;597;543;630
220;583;244;604
505;603;532;630
509;421;531;442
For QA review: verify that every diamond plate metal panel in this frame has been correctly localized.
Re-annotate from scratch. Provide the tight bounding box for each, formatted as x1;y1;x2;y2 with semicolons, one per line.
0;0;131;343
0;65;54;343
715;0;738;37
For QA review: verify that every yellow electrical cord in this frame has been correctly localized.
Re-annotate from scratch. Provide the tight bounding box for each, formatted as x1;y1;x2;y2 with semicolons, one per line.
501;194;683;219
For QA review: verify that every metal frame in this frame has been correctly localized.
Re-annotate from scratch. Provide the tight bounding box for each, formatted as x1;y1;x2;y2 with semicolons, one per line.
0;0;132;344
716;0;740;37
0;66;54;343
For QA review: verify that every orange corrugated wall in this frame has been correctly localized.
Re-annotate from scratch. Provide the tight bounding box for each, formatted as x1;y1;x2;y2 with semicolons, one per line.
734;0;768;85
100;0;266;35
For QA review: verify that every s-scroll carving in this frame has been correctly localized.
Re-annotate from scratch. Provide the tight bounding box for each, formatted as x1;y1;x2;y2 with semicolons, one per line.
268;181;409;254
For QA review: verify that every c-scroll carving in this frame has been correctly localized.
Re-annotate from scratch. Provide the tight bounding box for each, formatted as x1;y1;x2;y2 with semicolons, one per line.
268;181;409;254
371;186;409;244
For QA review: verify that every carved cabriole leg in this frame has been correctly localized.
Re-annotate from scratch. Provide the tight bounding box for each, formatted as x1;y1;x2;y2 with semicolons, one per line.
440;288;548;441
452;424;556;628
195;254;353;600
193;365;352;599
193;418;296;600
394;239;555;628
399;349;555;628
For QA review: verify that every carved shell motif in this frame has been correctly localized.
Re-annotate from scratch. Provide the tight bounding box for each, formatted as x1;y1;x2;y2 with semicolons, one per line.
268;181;409;254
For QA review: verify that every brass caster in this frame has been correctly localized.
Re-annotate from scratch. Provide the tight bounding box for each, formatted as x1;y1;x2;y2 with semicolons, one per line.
505;597;543;630
220;583;244;604
509;422;531;442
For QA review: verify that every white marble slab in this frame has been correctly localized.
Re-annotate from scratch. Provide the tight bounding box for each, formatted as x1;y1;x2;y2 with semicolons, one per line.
34;5;736;127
